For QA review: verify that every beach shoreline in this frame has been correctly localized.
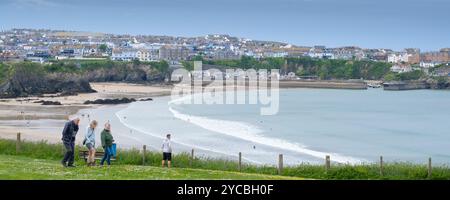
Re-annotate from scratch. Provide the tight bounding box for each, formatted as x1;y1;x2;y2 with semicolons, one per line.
0;80;367;149
0;82;173;143
0;80;367;144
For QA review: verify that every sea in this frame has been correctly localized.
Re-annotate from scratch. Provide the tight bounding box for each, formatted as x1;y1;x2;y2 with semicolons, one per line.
79;88;450;166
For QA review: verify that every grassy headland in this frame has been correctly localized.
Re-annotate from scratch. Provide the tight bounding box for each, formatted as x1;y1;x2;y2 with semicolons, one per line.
1;139;449;180
0;155;299;180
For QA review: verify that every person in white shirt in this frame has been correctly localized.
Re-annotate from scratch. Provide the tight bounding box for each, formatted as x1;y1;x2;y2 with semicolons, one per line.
161;134;172;168
84;120;98;166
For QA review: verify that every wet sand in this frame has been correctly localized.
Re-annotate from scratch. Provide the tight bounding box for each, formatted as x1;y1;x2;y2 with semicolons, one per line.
0;82;172;143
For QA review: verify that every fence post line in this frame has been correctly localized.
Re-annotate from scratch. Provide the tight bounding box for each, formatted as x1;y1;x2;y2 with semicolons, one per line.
325;155;331;172
142;145;146;165
380;156;384;176
16;132;21;154
278;154;283;175
190;149;194;167
428;157;432;179
238;152;242;172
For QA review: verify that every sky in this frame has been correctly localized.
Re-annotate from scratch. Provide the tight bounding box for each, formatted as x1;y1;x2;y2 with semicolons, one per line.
0;0;449;51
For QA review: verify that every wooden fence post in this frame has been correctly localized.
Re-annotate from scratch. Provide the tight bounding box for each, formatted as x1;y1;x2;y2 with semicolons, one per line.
142;145;146;165
190;149;194;167
325;155;331;172
380;156;384;176
238;152;242;172
428;157;432;179
16;132;21;154
278;154;283;175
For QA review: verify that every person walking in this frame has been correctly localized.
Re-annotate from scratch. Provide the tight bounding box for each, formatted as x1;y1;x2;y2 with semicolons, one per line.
61;118;80;167
100;123;114;166
161;134;172;168
84;120;98;166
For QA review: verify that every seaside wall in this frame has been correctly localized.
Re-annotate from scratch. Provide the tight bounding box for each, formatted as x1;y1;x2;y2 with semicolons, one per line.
279;80;367;90
383;81;430;91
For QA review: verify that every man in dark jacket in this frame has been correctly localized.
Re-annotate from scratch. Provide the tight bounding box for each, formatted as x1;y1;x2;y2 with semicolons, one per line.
61;118;80;167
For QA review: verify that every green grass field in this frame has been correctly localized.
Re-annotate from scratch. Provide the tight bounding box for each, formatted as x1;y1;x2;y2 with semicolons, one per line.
0;155;301;180
1;139;450;180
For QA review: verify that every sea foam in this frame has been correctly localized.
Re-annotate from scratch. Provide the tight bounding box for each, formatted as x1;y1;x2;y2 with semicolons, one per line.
168;93;364;164
115;108;263;164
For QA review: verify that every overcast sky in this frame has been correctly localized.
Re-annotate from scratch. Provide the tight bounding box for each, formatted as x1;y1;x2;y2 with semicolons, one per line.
1;0;449;51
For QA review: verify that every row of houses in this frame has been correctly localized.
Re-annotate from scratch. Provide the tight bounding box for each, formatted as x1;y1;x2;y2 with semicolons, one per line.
111;45;192;62
387;48;450;65
1;29;450;67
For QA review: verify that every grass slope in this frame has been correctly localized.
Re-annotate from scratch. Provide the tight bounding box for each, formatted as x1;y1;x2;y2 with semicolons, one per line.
0;155;301;180
1;139;450;180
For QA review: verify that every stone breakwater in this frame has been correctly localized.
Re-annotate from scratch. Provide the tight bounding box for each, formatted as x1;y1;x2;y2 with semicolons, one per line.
383;81;430;90
279;80;367;90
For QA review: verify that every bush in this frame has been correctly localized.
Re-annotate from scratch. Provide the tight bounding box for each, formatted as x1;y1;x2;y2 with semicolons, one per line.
194;57;393;80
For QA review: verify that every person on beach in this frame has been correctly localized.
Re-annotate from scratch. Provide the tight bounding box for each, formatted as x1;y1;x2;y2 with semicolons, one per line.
100;123;114;166
161;134;172;168
61;117;80;167
84;120;98;166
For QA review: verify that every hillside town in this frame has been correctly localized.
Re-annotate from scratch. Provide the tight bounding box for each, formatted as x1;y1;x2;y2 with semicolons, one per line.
0;29;449;77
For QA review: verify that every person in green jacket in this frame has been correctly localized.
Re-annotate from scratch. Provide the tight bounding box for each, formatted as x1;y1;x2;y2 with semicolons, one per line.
100;123;114;166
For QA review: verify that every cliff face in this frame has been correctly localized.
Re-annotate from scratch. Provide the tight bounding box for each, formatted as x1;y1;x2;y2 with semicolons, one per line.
0;71;95;98
82;66;166;83
0;62;169;98
427;78;450;89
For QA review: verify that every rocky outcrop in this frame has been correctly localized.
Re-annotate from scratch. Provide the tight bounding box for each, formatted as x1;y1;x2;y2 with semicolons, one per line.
0;71;96;98
139;98;153;101
83;65;166;83
34;100;62;105
426;78;450;89
383;81;430;90
84;98;137;105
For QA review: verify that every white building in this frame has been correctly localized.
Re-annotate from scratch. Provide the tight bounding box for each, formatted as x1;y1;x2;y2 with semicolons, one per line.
420;61;440;68
263;51;288;58
388;52;409;63
391;64;412;73
308;46;334;59
112;47;160;62
136;50;150;61
111;49;137;61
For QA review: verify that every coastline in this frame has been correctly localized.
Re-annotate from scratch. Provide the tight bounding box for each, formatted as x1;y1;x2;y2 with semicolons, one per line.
0;80;368;163
279;80;367;90
2;82;450;165
0;82;172;143
0;80;368;144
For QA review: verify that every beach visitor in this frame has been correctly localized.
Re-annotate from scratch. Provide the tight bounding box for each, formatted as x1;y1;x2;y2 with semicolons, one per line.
161;134;172;168
61;117;80;167
100;123;114;166
84;120;98;166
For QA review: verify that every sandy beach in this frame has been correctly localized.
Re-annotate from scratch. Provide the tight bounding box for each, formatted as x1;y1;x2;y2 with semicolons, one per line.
0;82;172;143
0;80;361;144
0;81;276;146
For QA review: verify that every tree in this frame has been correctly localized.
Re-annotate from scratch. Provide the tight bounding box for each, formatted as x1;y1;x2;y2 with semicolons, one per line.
98;44;108;53
0;63;9;84
397;70;425;80
383;72;397;81
182;61;194;71
240;55;256;69
191;55;203;61
132;59;141;66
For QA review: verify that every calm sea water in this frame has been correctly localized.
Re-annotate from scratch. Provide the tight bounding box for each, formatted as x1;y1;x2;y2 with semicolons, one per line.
112;88;450;165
